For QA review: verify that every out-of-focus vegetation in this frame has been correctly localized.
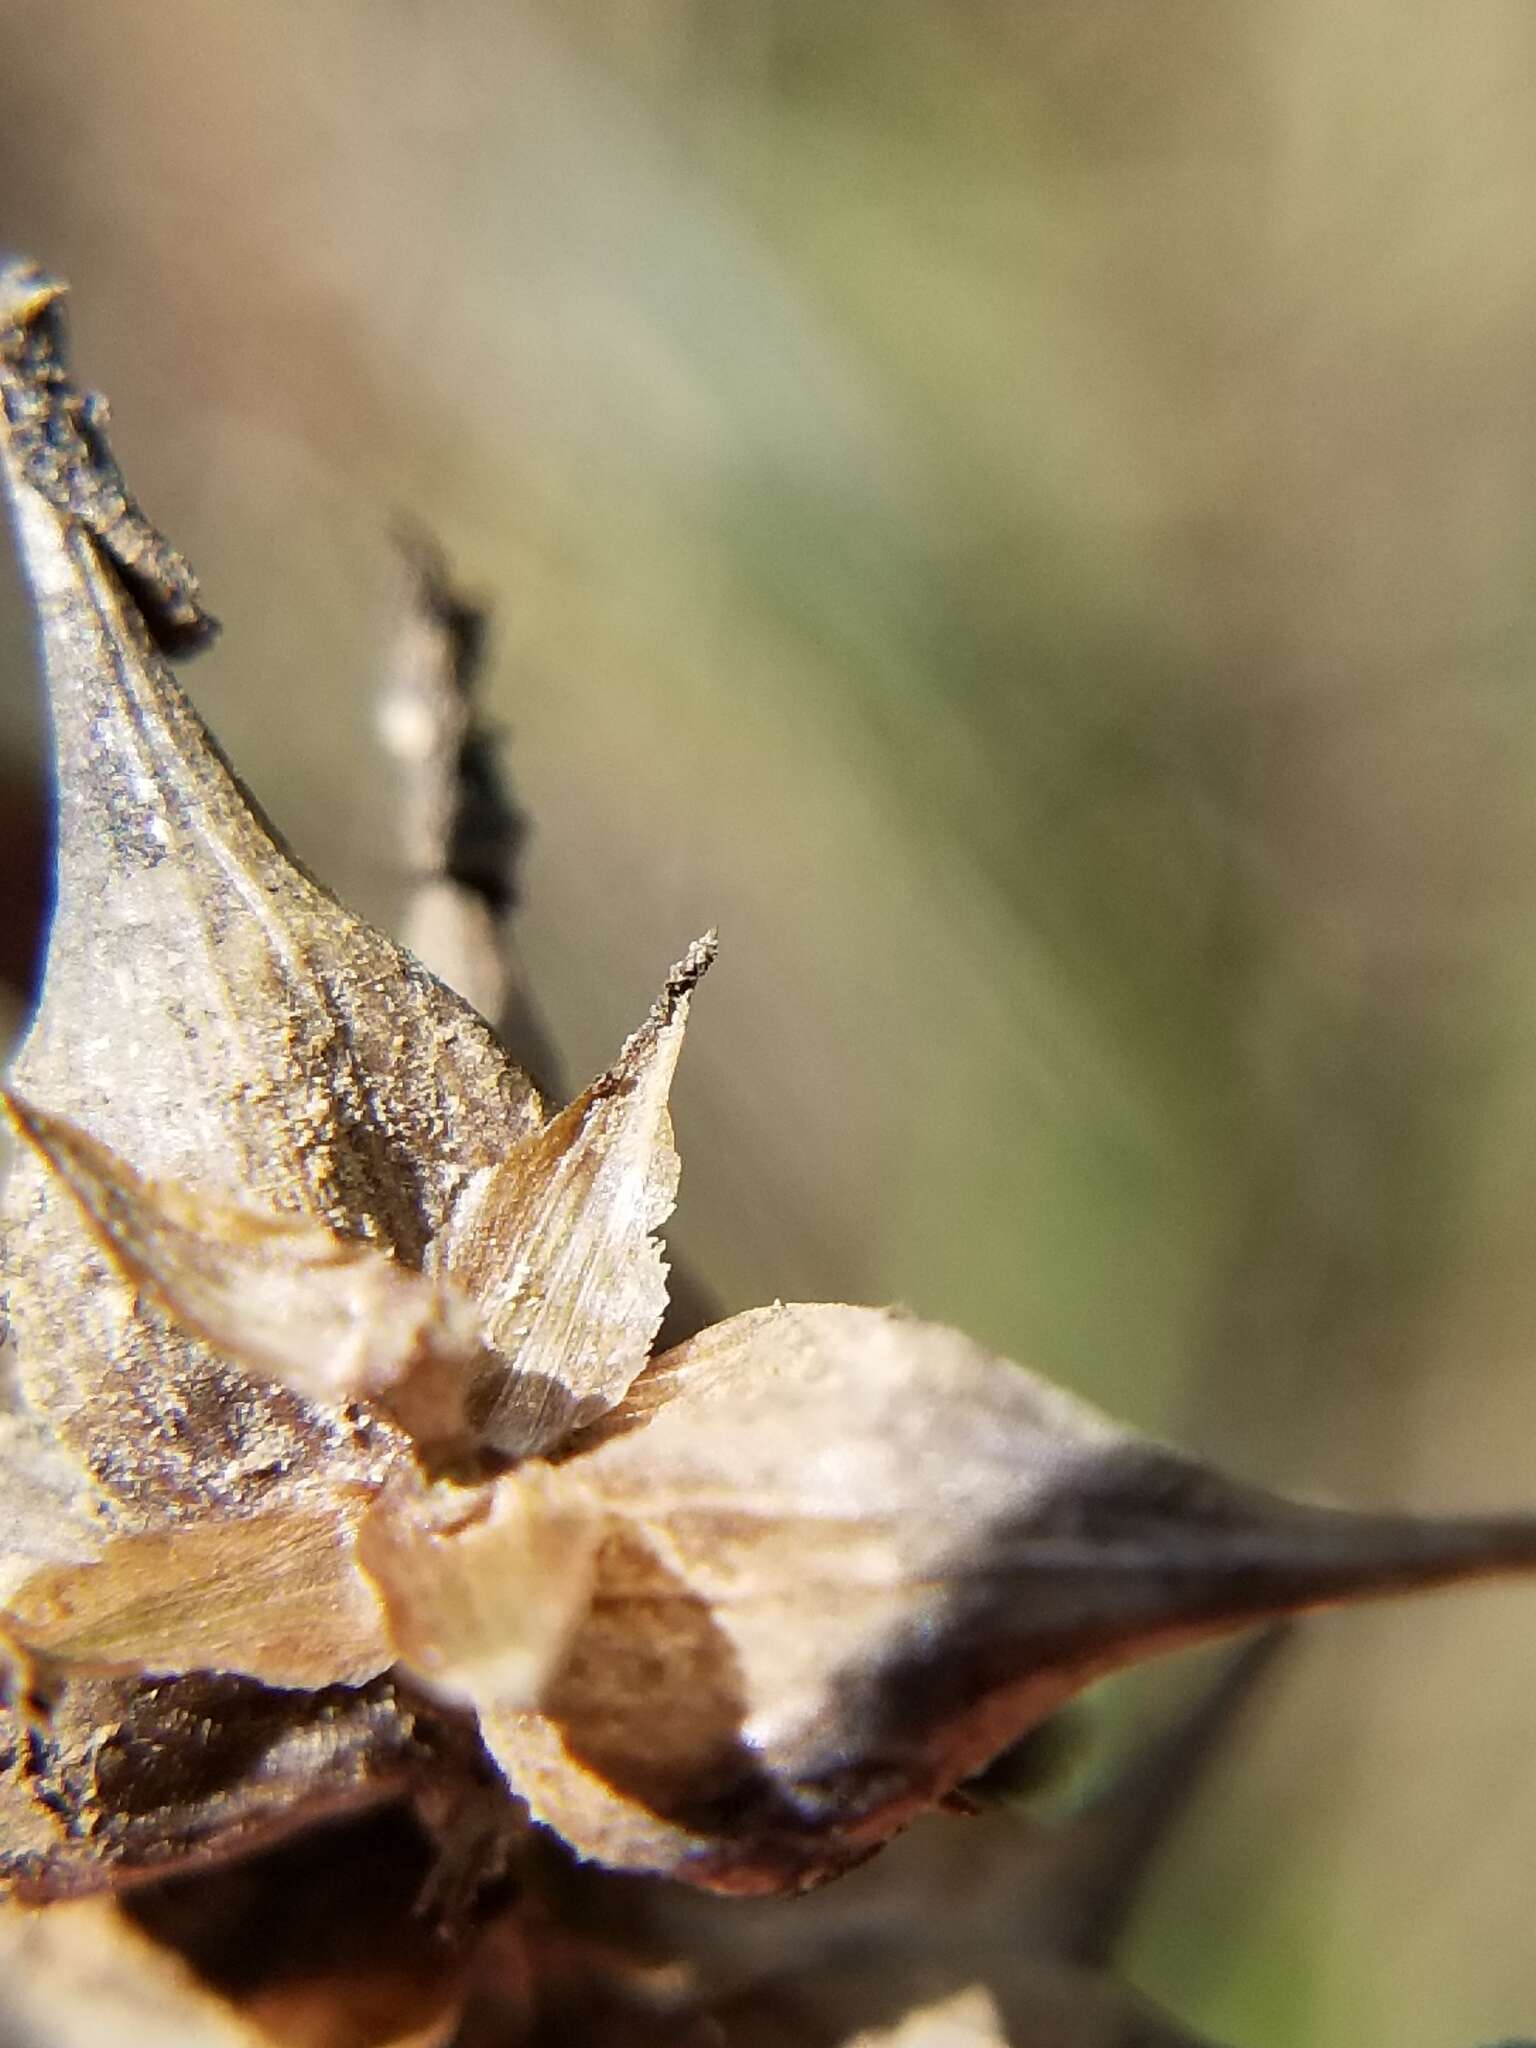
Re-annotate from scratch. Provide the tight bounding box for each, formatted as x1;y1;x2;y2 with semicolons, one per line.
4;5;1536;2040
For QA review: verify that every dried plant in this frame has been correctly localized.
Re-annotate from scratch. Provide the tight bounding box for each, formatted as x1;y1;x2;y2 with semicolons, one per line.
1;256;1533;2045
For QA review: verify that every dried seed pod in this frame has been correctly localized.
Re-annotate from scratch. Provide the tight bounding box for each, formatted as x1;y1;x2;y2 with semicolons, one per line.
3;256;1535;2048
485;1304;1536;1891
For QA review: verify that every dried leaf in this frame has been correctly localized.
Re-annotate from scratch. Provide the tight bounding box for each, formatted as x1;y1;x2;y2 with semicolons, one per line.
435;937;714;1458
486;1304;1536;1891
4;1093;482;1460
3;1506;388;1689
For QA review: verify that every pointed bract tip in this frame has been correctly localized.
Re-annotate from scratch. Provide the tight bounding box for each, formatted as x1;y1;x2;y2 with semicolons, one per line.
0;256;67;332
1;1095;119;1199
655;932;718;1024
1;1088;46;1148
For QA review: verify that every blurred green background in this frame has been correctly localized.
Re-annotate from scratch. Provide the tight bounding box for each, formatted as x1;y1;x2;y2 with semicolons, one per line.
5;4;1536;2039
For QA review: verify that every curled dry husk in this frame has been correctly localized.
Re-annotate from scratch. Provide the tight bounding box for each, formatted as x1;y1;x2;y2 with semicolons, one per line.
4;255;1536;1940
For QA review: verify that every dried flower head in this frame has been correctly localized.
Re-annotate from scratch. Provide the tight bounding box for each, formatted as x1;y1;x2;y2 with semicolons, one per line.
2;259;1534;2044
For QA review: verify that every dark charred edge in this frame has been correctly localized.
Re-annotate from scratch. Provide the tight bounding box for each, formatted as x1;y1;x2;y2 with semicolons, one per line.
0;252;219;662
104;545;222;661
583;934;718;1108
658;932;719;1021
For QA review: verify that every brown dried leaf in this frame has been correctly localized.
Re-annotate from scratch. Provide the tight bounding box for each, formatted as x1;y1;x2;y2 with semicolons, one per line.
3;1505;389;1689
5;1093;482;1460
435;937;714;1458
486;1304;1536;1892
